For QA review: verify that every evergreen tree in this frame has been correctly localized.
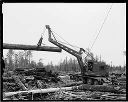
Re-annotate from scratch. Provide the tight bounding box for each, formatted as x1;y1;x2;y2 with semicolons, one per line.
6;49;14;71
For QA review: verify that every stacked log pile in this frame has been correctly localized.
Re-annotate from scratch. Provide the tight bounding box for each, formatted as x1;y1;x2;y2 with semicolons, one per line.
14;67;60;83
3;67;60;93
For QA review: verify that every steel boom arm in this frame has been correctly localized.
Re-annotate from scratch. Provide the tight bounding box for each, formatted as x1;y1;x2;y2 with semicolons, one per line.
46;25;87;82
46;25;81;58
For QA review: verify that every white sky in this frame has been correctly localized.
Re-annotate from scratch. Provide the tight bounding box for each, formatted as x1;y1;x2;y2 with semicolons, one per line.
2;3;126;66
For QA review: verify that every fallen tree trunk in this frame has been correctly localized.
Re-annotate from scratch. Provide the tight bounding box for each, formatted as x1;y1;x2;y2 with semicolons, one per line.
76;84;125;94
4;86;72;97
62;81;83;87
3;84;125;98
3;43;62;52
3;82;16;86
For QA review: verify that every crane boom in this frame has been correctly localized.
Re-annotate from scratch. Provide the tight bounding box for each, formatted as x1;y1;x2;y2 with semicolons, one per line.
46;25;81;58
46;25;88;83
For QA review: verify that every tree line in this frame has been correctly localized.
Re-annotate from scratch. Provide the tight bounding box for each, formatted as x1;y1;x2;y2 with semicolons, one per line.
3;49;126;74
3;49;42;72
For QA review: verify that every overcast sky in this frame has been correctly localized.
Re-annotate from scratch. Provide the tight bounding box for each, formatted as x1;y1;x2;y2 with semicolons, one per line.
3;3;126;66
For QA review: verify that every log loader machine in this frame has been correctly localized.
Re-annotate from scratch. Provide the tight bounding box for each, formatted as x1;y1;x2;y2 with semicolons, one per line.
45;25;109;85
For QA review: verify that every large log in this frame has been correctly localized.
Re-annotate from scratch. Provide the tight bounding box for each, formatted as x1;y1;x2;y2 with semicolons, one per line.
62;81;83;87
3;43;62;52
76;84;125;94
3;86;73;97
3;84;125;98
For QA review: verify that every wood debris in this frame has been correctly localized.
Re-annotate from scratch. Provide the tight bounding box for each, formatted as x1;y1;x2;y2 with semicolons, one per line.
3;67;126;100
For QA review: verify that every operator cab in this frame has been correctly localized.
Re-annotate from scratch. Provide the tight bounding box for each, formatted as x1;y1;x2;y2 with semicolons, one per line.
88;60;93;71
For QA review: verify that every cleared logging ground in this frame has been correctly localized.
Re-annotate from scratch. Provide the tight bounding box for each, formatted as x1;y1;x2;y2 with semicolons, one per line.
2;68;126;100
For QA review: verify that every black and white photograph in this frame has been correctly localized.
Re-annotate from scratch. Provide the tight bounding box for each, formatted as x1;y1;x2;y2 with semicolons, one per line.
2;3;126;100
